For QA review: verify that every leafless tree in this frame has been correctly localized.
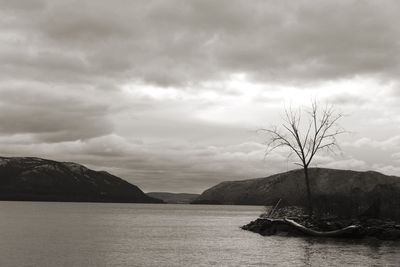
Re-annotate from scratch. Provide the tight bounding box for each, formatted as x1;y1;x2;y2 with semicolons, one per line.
260;102;345;217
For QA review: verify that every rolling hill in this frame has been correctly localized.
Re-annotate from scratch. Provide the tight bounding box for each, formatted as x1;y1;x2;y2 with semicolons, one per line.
0;156;163;203
192;168;400;219
147;192;199;204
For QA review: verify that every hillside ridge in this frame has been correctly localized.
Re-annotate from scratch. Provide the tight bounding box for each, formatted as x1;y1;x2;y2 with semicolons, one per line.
0;156;163;203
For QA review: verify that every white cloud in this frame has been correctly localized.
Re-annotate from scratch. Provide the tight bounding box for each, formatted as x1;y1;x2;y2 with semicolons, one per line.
320;158;369;171
373;165;400;177
348;136;400;151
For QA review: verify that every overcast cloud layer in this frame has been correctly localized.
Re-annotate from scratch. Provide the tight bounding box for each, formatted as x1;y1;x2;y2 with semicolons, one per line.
1;0;400;193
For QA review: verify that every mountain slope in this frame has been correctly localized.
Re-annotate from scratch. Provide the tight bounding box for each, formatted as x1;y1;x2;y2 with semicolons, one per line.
147;192;199;204
192;168;400;219
0;157;163;203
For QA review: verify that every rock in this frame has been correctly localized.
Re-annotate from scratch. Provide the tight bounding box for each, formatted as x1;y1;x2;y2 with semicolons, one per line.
378;228;400;240
242;215;400;240
365;218;384;226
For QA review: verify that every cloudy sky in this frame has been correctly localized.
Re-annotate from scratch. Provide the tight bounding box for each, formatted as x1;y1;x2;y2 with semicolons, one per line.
1;0;400;193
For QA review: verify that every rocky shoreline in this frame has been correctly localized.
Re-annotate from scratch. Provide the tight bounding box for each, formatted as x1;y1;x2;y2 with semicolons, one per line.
242;216;400;241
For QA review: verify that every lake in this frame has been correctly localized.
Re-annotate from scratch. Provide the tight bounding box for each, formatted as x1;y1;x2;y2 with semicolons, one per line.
0;202;398;266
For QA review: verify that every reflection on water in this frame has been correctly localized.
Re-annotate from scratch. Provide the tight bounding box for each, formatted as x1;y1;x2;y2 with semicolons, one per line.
0;202;398;266
299;237;400;266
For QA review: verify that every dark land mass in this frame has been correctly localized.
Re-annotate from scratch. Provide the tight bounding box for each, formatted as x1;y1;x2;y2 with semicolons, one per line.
242;216;400;241
147;192;199;204
192;168;400;221
242;205;400;241
0;156;163;203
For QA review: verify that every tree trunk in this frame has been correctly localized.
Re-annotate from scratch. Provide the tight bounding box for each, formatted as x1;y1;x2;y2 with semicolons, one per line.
304;166;313;217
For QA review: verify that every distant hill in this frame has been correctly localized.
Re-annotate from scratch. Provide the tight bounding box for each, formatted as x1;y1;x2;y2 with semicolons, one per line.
192;168;400;220
0;157;163;203
147;192;199;204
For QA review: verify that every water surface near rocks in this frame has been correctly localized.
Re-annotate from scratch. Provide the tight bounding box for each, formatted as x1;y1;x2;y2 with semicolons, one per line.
0;202;398;266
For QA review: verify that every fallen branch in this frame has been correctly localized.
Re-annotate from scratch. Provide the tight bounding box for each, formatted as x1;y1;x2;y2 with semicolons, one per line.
284;218;360;237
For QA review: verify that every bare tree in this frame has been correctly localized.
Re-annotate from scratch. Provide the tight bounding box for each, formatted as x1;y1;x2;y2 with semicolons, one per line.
260;102;345;217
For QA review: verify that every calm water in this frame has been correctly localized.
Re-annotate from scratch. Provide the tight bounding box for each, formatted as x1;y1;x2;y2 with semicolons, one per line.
0;202;399;266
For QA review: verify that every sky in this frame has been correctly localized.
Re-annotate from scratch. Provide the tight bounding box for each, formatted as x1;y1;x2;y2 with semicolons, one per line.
1;0;400;193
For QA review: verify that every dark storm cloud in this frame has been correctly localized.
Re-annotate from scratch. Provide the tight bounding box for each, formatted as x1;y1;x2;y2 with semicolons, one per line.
0;0;45;11
0;85;113;142
1;0;398;87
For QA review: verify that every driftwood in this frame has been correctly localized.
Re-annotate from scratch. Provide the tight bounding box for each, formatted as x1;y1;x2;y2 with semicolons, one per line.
243;217;400;240
268;199;281;217
284;218;360;237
